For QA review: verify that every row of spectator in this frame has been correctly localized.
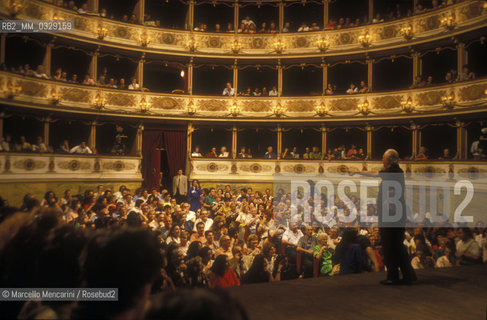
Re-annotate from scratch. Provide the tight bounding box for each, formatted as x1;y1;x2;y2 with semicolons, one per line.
0;174;484;318
3;62;479;97
0;135;93;154
45;0;462;32
5;64;145;91
192;145;368;160
410;66;476;89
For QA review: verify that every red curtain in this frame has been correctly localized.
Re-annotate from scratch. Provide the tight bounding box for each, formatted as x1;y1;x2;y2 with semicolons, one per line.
142;130;162;189
163;129;187;178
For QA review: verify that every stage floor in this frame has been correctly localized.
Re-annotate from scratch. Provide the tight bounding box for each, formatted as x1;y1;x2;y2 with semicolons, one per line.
229;265;487;320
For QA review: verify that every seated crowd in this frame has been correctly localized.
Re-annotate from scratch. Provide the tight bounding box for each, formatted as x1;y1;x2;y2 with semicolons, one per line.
0;135;93;155
410;66;476;89
45;0;461;32
192;145;473;160
191;145;368;160
4;64;147;91
239;86;278;97
2;62;478;97
0;180;485;318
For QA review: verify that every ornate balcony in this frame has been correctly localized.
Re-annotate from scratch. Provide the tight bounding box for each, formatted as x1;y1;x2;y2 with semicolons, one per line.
189;157;487;183
3;0;486;59
0;152;141;182
1;71;486;122
0;152;142;205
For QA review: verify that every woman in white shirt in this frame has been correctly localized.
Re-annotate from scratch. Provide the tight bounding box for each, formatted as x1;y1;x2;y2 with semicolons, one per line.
191;146;202;157
346;83;358;94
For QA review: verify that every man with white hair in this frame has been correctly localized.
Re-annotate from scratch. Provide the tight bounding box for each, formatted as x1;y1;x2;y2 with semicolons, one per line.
378;149;417;285
351;149;416;285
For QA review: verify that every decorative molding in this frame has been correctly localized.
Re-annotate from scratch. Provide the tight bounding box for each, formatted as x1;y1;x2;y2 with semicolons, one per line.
2;72;487;121
0;154;141;182
190;159;487;183
58;160;91;171
106;92;136;107
9;0;487;58
150;97;182;110
60;87;91;103
372;95;402;110
458;84;487;102
13;159;46;171
18;80;47;97
416;90;446;106
102;161;136;171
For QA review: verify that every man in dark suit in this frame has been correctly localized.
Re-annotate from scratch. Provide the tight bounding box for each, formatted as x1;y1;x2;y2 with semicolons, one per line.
378;149;417;285
172;169;188;204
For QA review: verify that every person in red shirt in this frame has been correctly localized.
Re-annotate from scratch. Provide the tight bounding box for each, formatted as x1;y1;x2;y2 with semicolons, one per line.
208;255;240;288
416;146;428;160
206;147;218;158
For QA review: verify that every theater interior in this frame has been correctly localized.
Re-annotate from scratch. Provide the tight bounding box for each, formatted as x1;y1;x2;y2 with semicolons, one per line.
0;0;486;319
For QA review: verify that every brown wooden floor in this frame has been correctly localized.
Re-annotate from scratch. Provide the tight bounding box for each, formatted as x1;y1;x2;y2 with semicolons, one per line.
228;265;487;320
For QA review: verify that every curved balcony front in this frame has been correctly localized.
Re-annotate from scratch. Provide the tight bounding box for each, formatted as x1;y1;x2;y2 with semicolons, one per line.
4;0;486;59
2;71;487;122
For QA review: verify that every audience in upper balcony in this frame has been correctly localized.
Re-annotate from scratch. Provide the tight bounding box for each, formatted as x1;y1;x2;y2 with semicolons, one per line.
445;70;455;83
206;147;218;158
0;136;10;152
269;86;278;97
438;148;453;160
192;145;372;160
264;146;276;159
32;136;48;153
34;65;49;79
410;75;426;89
325;83;334;95
59;139;70;153
143;14;161;27
372;13;384;24
83;74;95;85
119;78;126;89
346;83;358;94
97;75;106;86
70;141;93;154
415;146;428;160
53;68;63;81
310;146;322;160
238;147;251;158
298;23;310;32
282;22;291;33
223;83;235;96
128;77;140;90
358;81;369;93
18;136;32;152
77;3;89;14
47;0;461;33
457;65;475;82
192;147;203;158
219;147;230;158
289;147;299;159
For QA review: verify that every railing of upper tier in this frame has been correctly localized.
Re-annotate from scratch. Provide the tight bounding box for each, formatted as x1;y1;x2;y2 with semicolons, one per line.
189;158;487;182
0;152;142;181
2;0;486;58
1;71;487;121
